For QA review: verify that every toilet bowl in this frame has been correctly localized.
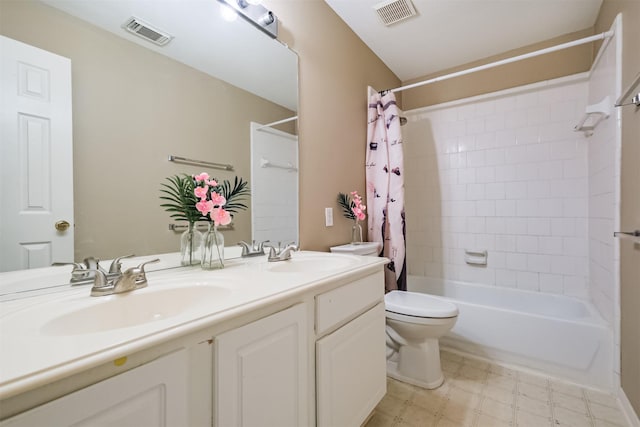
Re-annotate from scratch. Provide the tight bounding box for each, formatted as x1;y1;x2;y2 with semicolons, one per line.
385;290;458;389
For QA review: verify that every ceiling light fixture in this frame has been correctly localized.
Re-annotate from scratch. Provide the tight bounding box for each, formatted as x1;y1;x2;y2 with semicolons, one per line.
217;0;278;38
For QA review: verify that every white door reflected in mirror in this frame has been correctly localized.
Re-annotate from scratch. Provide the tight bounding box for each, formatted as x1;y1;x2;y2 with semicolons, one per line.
0;36;74;272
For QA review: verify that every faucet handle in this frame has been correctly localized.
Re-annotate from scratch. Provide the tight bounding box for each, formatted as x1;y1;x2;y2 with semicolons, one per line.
92;270;109;287
73;260;99;283
136;258;160;274
54;262;91;284
282;243;299;256
238;241;267;257
128;258;160;289
238;241;251;256
89;270;113;296
264;244;277;258
108;254;135;274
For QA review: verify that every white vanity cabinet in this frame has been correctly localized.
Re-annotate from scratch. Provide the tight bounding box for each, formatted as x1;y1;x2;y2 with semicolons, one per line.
214;303;309;427
315;272;387;427
0;254;388;427
0;350;190;427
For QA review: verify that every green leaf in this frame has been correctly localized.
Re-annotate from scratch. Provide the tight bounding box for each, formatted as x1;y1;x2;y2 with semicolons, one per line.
219;176;250;215
337;192;356;220
159;174;201;223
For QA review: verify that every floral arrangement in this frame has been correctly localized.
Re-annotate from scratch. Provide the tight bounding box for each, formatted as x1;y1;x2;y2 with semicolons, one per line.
337;191;366;222
193;172;250;225
160;172;249;269
160;172;250;225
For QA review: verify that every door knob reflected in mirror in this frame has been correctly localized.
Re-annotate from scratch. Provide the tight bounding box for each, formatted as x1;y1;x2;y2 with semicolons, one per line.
55;220;71;232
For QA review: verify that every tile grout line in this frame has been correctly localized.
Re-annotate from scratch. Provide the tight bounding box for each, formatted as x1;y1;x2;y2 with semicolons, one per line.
509;373;518;426
580;388;597;427
513;375;522;426
545;377;558;427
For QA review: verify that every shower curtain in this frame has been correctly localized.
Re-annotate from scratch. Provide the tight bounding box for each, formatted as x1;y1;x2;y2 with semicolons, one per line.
366;89;406;292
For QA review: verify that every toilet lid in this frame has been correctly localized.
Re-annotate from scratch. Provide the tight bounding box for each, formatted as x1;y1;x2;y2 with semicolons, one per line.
385;290;458;318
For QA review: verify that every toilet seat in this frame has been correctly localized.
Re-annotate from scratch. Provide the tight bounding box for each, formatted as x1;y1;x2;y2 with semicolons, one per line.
385;290;458;319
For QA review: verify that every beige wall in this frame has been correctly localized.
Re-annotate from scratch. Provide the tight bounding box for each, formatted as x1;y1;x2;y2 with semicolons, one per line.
596;1;640;417
1;1;294;261
264;0;401;251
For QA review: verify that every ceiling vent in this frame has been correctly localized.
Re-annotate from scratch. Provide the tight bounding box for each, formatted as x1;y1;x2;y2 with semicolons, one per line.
123;17;173;46
374;0;418;26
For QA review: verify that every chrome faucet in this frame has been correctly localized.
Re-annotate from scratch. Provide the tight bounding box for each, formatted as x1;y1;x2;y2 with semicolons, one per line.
238;240;269;257
68;257;104;284
90;258;159;297
65;255;135;286
266;242;299;262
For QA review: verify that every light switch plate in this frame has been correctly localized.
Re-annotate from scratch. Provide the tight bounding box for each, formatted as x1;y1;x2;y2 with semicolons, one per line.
325;207;333;227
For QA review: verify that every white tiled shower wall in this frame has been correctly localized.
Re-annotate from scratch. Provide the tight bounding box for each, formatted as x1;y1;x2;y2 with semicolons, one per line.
404;75;593;298
586;34;619;326
585;27;620;382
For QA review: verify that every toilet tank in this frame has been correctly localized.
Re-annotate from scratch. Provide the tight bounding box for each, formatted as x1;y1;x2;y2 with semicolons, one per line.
329;242;381;256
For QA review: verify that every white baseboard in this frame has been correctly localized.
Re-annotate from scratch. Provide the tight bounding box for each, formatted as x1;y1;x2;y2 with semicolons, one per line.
618;387;640;427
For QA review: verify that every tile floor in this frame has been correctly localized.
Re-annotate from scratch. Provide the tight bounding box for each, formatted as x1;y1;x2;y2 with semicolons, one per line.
366;350;629;427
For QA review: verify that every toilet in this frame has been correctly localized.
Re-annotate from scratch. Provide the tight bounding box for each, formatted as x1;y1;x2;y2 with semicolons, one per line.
385;290;458;389
329;242;458;389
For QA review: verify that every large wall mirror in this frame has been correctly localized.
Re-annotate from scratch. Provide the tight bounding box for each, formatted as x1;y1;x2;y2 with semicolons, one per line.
0;0;298;273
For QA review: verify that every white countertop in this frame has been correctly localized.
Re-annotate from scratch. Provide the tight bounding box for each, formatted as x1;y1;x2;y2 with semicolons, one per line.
0;251;387;400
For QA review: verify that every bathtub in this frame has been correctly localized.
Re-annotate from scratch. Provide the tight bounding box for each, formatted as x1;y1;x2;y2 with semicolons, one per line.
408;275;613;389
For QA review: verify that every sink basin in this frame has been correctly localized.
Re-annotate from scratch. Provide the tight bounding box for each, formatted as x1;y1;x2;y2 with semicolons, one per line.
267;256;355;273
41;285;231;335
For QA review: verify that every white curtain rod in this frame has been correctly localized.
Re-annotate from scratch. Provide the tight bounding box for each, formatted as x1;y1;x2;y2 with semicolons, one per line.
256;115;298;130
385;31;614;94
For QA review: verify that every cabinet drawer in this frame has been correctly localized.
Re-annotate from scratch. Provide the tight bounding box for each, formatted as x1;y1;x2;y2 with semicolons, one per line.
316;270;383;336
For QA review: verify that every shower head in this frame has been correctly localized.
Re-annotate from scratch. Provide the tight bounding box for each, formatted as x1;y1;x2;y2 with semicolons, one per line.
400;116;407;126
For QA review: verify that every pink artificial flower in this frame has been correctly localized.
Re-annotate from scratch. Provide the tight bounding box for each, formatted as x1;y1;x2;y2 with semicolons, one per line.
211;207;231;226
196;199;213;215
210;191;226;207
194;172;210;183
349;190;366;220
194;186;209;200
207;179;218;187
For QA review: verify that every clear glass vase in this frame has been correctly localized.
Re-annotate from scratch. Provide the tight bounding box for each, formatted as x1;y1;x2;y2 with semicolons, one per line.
351;220;363;245
201;223;224;270
180;222;203;266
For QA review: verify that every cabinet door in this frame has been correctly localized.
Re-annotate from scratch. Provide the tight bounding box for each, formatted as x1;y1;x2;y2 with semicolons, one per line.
316;302;386;427
214;303;309;427
0;350;188;427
